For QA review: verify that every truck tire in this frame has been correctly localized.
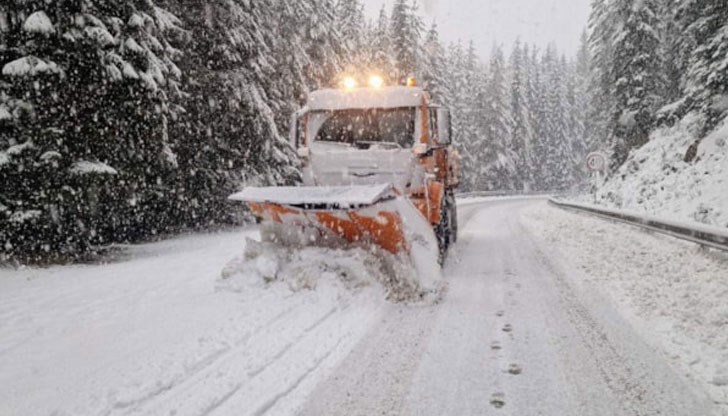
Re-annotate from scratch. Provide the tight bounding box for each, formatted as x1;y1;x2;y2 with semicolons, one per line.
447;192;458;244
436;193;456;265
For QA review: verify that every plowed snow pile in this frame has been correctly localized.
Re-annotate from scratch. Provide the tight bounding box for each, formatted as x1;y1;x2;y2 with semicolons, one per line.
219;238;438;303
597;114;727;228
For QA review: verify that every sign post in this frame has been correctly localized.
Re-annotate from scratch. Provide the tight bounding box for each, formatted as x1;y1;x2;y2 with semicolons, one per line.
586;152;608;203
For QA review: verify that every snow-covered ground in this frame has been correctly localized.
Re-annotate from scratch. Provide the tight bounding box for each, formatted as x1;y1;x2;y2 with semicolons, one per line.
522;202;728;411
595;114;728;229
0;229;389;416
1;198;726;415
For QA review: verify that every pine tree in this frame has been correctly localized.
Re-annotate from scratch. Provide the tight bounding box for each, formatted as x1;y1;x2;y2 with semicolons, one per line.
420;22;449;104
302;0;342;89
158;1;296;230
1;0;182;260
335;0;365;70
572;34;592;184
575;30;596;152
445;42;475;191
519;43;538;188
509;40;529;191
610;0;665;167
661;4;686;107
389;0;422;81
539;46;565;190
481;45;516;190
526;46;548;188
562;56;587;188
367;6;397;82
586;0;617;160
678;0;728;131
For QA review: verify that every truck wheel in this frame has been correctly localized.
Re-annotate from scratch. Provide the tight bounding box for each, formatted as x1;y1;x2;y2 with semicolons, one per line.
447;192;458;244
436;196;454;265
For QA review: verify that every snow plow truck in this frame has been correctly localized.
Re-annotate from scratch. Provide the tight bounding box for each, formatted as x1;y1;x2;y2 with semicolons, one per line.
230;76;460;290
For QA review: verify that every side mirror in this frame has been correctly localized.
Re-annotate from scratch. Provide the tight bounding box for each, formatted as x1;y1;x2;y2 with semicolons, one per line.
437;108;452;145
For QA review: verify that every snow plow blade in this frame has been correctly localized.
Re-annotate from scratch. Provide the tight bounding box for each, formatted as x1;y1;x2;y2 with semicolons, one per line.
229;184;441;290
231;184;408;254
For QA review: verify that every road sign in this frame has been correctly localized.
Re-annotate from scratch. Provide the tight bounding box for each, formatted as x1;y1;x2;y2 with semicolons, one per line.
586;152;608;172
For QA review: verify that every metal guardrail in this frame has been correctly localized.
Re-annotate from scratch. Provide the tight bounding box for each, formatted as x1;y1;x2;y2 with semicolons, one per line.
549;199;728;252
457;190;554;199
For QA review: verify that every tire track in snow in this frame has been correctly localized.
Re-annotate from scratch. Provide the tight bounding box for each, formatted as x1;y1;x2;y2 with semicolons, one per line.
247;306;341;379
209;292;384;416
251;338;344;416
106;294;320;416
124;292;370;416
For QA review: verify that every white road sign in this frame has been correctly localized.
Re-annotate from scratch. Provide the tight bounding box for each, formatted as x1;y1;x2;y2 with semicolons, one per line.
586;152;608;172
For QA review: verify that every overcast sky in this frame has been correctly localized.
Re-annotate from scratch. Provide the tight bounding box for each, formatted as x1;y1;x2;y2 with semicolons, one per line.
363;0;591;58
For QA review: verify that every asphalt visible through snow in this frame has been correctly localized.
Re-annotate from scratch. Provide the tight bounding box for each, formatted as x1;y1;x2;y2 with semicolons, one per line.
298;199;717;416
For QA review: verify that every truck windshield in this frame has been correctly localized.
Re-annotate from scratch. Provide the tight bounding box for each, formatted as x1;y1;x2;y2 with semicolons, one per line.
309;108;416;148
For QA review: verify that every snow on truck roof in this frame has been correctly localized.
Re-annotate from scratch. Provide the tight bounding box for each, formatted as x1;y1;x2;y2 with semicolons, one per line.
307;87;429;111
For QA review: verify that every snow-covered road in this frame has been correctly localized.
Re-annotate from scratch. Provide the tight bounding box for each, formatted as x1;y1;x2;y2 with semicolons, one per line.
299;199;722;415
1;198;725;415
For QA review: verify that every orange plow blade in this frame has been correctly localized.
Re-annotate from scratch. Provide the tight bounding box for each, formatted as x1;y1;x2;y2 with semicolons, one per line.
232;184;408;254
229;184;442;291
245;201;407;254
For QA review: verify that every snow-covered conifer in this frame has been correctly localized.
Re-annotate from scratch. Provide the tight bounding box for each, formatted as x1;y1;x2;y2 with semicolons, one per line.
420;22;449;104
389;0;422;82
610;0;665;166
1;0;182;260
679;0;728;130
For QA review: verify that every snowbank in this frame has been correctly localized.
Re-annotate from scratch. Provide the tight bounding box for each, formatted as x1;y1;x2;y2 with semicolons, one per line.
522;203;728;411
597;114;728;228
